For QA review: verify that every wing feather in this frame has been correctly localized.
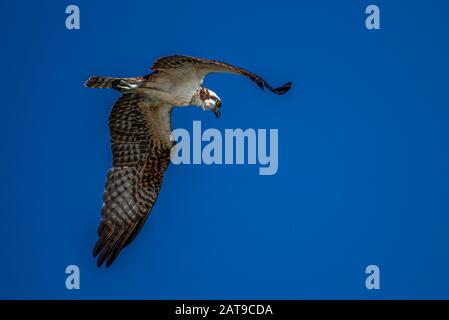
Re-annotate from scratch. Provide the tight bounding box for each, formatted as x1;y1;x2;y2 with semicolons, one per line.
93;92;173;267
151;55;292;95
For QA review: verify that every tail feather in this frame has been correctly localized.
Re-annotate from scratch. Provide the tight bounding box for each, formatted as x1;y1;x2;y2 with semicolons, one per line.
84;76;120;89
84;76;144;90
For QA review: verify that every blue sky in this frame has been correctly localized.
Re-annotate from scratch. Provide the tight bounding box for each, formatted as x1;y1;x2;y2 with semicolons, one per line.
0;0;449;299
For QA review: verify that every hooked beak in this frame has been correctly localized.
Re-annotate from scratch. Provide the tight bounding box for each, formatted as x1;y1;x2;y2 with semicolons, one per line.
213;108;221;118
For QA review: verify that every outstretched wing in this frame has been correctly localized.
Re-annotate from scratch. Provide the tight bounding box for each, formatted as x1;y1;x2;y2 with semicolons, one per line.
151;55;292;95
93;93;173;267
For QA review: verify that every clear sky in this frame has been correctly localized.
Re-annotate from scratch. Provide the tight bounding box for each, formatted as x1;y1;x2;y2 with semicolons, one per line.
1;0;449;299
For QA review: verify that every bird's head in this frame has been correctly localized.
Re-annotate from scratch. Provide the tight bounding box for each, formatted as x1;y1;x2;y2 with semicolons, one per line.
193;87;222;118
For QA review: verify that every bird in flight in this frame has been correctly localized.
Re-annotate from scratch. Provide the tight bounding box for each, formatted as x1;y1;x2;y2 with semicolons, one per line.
85;55;292;267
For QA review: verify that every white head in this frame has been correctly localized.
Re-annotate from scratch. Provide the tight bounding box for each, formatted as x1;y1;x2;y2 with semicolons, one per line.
191;87;222;118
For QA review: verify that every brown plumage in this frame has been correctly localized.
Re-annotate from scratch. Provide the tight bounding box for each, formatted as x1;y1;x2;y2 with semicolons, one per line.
91;93;173;267
85;55;292;267
151;55;292;95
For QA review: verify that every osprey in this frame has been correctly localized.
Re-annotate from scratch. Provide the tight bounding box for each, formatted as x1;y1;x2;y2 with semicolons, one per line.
85;55;292;267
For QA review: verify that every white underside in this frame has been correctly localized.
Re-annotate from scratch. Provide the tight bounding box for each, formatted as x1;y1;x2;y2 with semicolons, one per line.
140;70;205;106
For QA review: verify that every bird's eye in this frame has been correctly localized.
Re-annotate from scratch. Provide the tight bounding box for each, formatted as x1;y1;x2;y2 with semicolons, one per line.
216;100;221;107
